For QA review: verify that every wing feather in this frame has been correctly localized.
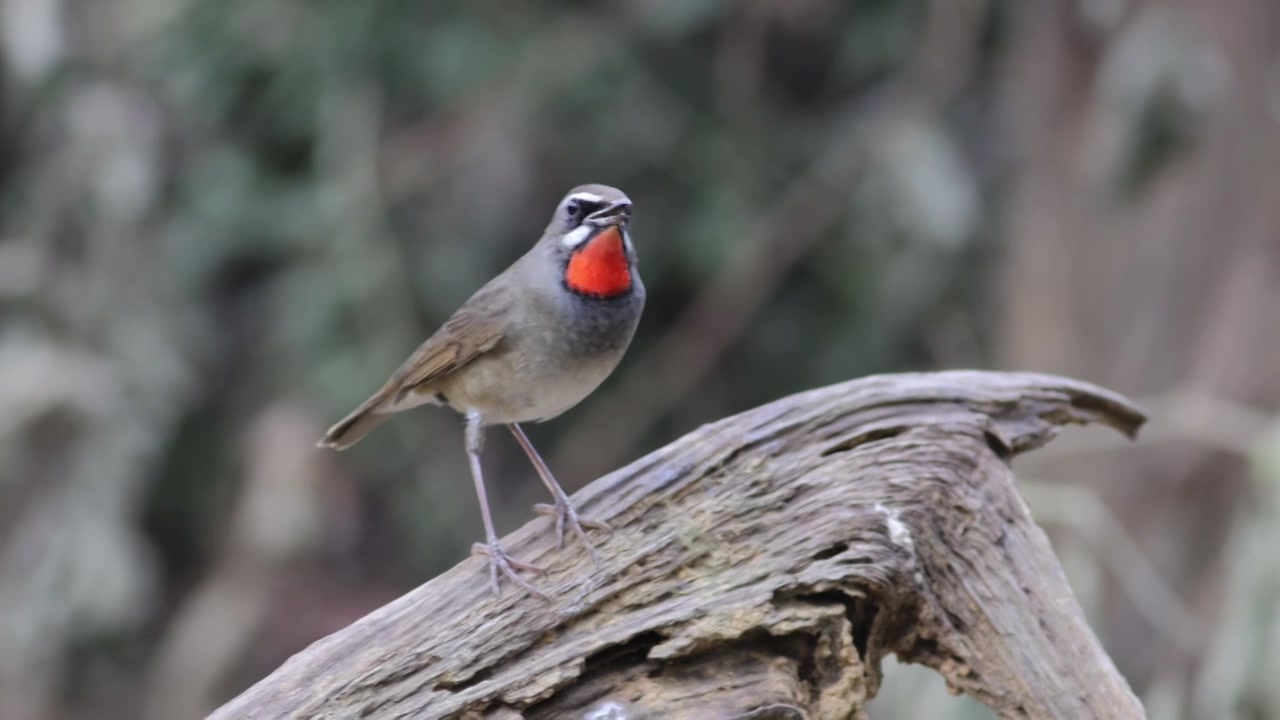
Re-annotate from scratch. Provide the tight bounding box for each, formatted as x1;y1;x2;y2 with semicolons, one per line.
317;274;514;450
388;281;510;402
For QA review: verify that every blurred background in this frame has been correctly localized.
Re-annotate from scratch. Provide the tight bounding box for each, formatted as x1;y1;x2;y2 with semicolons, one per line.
1;0;1278;718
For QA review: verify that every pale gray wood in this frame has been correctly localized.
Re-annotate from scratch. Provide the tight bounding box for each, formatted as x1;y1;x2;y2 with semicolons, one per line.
211;371;1148;720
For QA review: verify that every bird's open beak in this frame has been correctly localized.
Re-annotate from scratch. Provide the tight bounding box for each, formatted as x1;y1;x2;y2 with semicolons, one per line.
586;200;631;227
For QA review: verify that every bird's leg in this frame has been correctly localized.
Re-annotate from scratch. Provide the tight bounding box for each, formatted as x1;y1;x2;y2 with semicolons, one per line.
464;412;545;598
508;423;610;564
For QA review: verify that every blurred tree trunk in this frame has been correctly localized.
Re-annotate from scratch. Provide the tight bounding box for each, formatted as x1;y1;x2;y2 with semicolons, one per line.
0;3;183;719
997;0;1280;712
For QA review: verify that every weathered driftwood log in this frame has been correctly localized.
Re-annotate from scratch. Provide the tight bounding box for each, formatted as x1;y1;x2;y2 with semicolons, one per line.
212;371;1147;720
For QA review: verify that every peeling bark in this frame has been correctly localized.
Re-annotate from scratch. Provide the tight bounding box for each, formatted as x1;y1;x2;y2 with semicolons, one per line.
210;371;1147;719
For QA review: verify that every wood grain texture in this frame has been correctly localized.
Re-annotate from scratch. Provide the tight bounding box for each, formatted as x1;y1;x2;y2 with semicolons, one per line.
212;371;1148;720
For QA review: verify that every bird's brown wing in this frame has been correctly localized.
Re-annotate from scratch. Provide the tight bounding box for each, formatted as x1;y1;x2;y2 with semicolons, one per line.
387;282;510;401
318;282;511;449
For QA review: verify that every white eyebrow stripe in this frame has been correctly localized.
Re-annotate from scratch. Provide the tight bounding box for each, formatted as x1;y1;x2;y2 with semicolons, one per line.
561;224;592;247
568;192;605;204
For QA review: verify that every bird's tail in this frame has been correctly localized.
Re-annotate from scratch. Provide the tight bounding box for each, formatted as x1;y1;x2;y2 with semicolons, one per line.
317;392;392;450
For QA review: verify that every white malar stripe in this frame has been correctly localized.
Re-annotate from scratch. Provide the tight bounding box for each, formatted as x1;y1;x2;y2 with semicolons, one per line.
561;224;592;248
622;229;634;254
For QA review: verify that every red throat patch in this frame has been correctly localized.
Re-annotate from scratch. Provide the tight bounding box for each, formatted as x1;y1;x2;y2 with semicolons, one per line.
565;226;631;297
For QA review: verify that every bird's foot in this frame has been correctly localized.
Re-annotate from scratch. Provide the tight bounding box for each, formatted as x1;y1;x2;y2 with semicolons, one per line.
534;499;610;564
471;541;546;599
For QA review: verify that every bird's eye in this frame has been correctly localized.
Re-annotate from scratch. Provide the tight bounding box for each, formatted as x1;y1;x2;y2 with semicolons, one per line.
564;198;602;227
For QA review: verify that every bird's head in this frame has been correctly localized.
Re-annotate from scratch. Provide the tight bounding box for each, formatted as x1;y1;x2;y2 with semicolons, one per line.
545;184;637;299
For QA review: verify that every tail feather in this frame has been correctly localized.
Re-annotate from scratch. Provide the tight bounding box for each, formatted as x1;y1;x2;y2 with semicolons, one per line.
318;393;392;450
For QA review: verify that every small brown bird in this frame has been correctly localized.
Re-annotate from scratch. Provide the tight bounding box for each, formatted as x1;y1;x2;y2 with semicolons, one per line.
318;184;644;596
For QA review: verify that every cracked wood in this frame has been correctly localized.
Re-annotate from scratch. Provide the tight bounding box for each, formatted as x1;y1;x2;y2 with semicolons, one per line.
211;371;1148;720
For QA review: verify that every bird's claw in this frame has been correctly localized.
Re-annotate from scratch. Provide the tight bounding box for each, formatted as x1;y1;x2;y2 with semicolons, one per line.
533;500;610;566
471;541;547;599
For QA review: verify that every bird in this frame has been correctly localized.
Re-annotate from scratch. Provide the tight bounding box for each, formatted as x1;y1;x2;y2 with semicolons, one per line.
318;184;645;597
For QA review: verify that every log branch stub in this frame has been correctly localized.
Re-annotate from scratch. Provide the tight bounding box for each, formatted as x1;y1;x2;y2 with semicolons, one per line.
212;371;1148;720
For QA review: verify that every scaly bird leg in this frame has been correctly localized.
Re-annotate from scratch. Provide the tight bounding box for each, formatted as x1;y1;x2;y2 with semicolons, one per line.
464;412;545;598
508;423;610;565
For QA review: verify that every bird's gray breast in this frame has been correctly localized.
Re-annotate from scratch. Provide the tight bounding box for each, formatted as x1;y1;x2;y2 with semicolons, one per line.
559;279;646;359
465;274;645;425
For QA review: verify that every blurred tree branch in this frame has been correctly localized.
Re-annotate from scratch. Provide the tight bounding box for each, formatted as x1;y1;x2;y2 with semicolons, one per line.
1021;480;1207;653
549;0;990;482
